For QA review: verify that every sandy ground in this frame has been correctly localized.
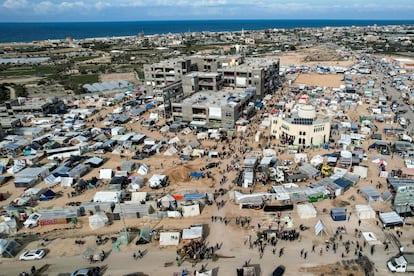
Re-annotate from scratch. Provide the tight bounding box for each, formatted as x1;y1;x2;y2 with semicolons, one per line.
293;73;344;88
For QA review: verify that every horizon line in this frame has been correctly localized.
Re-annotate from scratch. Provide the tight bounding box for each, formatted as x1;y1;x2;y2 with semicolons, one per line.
1;18;414;24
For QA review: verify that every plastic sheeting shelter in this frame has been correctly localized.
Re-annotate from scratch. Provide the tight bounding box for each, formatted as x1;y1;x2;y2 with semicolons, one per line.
39;189;56;201
99;169;113;179
0;217;17;235
314;220;328;236
0;239;21;258
379;211;404;229
182;204;200;217
137;226;151;244
159;232;180;246
330;208;347;221
297;203;317;219
88;212;108;230
355;204;376;220
360;186;382;203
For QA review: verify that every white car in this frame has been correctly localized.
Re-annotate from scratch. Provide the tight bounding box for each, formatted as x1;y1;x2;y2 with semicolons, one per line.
19;249;46;261
23;213;41;228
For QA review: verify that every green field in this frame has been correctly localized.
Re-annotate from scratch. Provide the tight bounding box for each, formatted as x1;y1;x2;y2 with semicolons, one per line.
0;65;56;77
69;74;99;84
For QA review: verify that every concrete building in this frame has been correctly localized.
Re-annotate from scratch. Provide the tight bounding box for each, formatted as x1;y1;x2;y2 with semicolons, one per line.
190;54;244;72
144;58;191;94
0;97;66;117
182;72;224;94
270;105;331;147
217;57;280;98
171;88;255;128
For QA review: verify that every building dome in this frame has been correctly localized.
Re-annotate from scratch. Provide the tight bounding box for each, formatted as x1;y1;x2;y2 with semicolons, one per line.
298;105;316;119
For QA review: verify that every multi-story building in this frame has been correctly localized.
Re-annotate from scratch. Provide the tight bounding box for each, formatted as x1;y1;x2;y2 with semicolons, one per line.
171;88;254;128
143;58;191;94
0;97;66;117
218;57;280;98
182;72;224;94
270;105;331;147
190;54;244;72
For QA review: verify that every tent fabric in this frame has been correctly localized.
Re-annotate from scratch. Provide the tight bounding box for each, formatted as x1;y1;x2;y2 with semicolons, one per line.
39;189;56;201
360;186;382;202
314;220;328;236
159;232;180;246
182;204;200;217
331;208;347;221
137;226;151;244
88;212;108;230
355;204;376;220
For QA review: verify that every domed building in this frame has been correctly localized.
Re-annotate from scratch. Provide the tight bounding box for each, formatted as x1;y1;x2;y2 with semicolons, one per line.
270;105;331;147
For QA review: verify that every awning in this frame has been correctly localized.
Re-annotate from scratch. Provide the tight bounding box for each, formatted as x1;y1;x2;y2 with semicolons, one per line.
190;121;206;127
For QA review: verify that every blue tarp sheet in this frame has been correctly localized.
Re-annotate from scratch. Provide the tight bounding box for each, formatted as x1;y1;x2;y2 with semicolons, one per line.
183;193;206;201
190;172;203;178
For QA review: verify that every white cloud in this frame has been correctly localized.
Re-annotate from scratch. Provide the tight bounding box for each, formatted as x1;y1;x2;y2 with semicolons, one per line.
3;0;28;9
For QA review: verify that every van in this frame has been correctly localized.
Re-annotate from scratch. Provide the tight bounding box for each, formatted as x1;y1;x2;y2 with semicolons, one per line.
399;117;407;128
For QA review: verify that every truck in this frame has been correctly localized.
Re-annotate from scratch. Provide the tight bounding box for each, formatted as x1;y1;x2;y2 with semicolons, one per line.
387;253;414;273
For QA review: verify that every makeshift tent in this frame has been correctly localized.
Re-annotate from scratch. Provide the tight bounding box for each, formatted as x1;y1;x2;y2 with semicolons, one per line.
182;225;203;243
314;220;328;236
148;174;167;189
379;212;404;229
130;192;147;202
159;232;180;246
362;232;381;245
355;205;376;220
182;204;200;217
190;172;203;179
330;208;347;221
39;189;56;201
60;177;73;188
93;190;124;203
88;212;109;230
360;186;382;202
297;203;317;219
136;226;151;244
0;239;21;258
99;169;113;179
0;217;17;235
127;177;145;192
137;164;149;175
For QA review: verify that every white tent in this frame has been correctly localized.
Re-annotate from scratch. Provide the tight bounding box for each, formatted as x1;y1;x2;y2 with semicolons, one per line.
182;204;200;217
159;232;180;246
148;174;167;189
130;192;147;202
99;169;112;179
310;155;323;167
355;204;376;220
168;136;181;145
137;164;149;175
60;177;73;188
88;212;109;230
263;148;276;157
352;166;368;179
294;153;308;164
297;203;317;219
314;220;328;236
167;211;182;218
181;145;192;156
164;146;178;156
0;217;17;234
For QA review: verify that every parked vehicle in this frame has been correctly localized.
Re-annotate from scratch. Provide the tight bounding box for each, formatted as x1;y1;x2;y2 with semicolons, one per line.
70;268;93;276
387;253;414;273
19;249;46;261
272;265;286;276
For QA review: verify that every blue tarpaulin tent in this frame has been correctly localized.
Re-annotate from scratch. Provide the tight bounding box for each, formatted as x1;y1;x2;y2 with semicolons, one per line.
146;103;154;109
190;172;203;179
183;193;206;201
330;208;347;221
39;189;56;201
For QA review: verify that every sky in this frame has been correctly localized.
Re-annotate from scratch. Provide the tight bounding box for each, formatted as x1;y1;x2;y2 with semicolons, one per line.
0;0;413;22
